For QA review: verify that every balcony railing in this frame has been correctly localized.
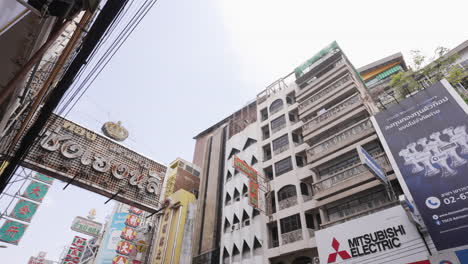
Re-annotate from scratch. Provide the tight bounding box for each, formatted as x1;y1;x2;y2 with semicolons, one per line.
278;196;298;210
271;123;286;134
281;229;303;245
312;154;390;193
270;105;284;116
273;145;289;155
298;74;352;111
307;119;374;160
321;201;398;229
302;194;313;202
307;228;315;238
303;94;361;134
263;154;272;162
270;239;279;248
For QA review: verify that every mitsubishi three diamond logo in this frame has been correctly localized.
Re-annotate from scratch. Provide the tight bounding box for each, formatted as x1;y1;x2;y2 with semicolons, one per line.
327;238;352;263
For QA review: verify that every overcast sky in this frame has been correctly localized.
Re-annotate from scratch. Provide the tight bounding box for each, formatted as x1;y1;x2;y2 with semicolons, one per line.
2;0;468;262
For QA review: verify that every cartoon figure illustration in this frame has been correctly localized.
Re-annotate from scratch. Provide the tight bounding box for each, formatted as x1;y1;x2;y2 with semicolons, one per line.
452;126;468;154
399;126;468;179
413;139;440;177
399;148;424;173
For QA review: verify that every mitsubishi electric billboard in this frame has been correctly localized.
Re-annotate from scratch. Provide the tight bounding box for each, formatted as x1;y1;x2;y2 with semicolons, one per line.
372;80;468;250
316;206;431;264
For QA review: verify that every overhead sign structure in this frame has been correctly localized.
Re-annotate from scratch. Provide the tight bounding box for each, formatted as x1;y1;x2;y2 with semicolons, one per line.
71;216;103;237
4;114;166;211
372;80;468;251
315;206;431;264
356;146;387;184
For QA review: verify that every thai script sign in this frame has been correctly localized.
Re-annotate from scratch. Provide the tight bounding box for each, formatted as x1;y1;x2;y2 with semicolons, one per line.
372;80;468;250
71;216;103;237
16;114;166;211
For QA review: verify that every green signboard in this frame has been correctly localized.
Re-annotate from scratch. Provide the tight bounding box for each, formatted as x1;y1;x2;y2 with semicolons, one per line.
9;199;39;222
71;216;102;237
34;173;54;184
22;181;50;202
0;220;28;245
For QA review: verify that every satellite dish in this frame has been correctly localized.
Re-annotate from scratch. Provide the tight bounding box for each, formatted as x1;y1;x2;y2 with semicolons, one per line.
101;121;129;142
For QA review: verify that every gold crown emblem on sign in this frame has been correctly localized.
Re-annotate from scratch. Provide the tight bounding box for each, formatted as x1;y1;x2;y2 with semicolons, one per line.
102;121;129;142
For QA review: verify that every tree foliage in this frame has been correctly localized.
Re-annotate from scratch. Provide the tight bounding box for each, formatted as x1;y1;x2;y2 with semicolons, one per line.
389;46;467;99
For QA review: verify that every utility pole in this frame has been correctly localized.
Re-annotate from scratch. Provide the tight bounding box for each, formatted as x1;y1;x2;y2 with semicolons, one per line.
0;0;130;193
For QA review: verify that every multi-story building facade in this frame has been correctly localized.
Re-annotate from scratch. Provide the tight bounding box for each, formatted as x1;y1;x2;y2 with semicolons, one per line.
193;42;406;264
191;102;257;264
161;158;201;199
358;52;407;107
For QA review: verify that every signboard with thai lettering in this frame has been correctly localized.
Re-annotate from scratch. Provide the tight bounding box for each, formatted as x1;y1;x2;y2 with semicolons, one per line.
248;180;259;208
233;156;258;182
15;114;166;211
71;216;103;237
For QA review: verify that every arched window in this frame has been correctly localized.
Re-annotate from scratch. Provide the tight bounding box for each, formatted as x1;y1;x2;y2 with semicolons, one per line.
278;185;297;201
270;99;284;114
222;247;230;264
292;256;312;264
242;184;248;197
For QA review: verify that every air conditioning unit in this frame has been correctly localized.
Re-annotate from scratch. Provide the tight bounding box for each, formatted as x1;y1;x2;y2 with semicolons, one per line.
313;257;320;264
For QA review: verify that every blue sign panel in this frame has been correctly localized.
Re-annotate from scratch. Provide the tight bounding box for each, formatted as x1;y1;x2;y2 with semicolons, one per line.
357;146;387;183
373;80;468;250
94;212;128;264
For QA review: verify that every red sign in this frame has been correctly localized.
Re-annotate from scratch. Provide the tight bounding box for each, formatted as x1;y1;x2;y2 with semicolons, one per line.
72;236;87;249
233;156;258;182
248;180;259;208
129;207;143;215
116;240;133;255
112;255;128;264
125;214;141;227
121;227;137;241
327;238;351;263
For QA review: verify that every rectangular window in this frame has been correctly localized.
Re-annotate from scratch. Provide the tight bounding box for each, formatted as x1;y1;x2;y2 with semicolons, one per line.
261;108;268;121
272;134;289;154
275;157;292;176
280;214;301;234
271;115;286;133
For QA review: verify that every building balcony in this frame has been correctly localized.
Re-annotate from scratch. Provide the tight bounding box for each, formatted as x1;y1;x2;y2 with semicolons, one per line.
302;94;361;136
296;52;344;92
312;154;391;198
302;194;313;202
270;239;279;249
281;229;303;245
278;196;298;210
298;73;352;115
306;119;374;162
321;201;398;229
271;123;286;134
273;145;289;156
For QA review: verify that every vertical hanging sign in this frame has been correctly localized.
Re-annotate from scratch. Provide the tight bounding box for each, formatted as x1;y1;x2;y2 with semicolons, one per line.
0;220;28;245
